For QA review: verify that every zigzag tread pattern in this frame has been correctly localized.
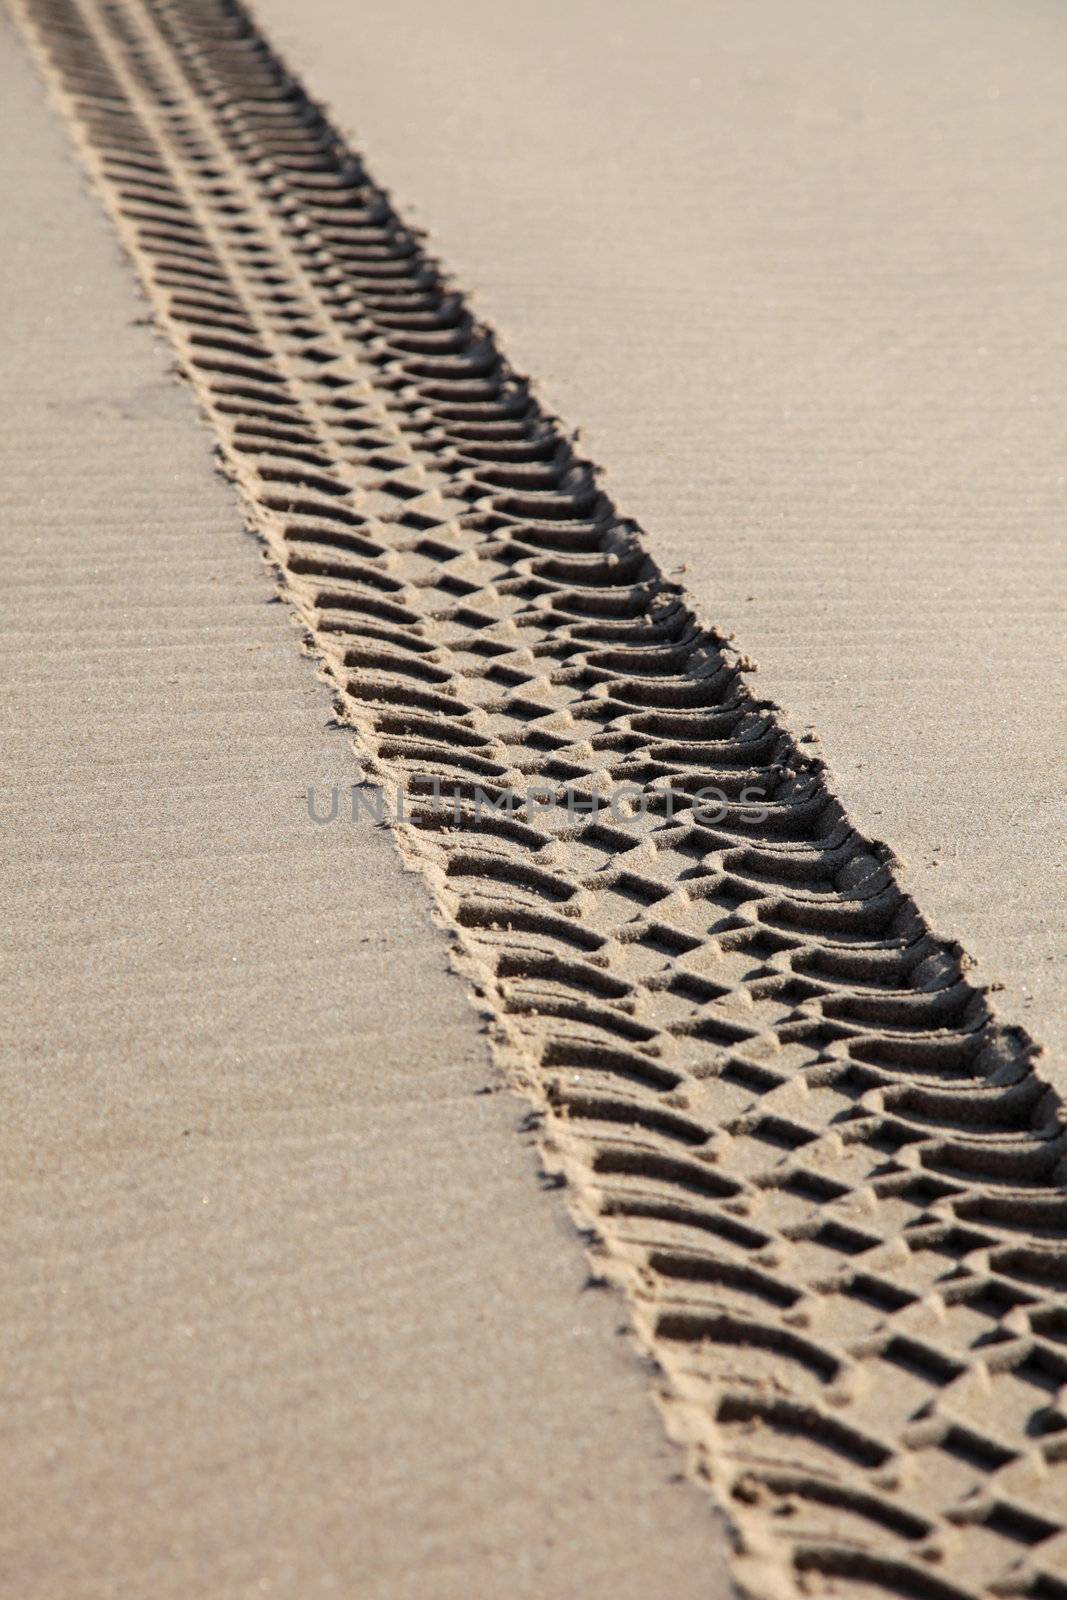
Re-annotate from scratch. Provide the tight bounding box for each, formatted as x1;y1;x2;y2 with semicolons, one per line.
13;0;1067;1593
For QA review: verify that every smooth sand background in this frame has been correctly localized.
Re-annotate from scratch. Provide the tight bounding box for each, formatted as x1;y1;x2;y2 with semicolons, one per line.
0;25;731;1598
253;0;1066;1071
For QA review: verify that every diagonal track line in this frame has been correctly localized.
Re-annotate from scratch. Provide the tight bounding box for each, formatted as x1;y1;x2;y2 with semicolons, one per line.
13;1;1066;1594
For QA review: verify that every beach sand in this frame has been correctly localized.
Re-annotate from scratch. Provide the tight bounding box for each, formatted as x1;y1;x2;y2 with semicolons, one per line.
3;1;1065;1596
0;25;729;1598
253;0;1067;1071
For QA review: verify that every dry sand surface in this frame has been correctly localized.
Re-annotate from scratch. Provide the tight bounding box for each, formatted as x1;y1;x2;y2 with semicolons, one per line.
256;0;1067;1068
0;22;729;1600
3;1;1066;1598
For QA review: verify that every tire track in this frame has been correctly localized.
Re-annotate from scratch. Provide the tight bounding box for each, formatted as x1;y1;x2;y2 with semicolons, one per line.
13;1;1066;1594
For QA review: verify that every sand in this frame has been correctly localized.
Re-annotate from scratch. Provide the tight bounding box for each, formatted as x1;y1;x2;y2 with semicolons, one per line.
4;1;1065;1597
253;0;1066;1071
0;22;730;1599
